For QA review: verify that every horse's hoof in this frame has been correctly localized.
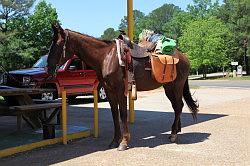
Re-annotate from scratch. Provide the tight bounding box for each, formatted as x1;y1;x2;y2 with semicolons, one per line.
117;144;128;151
108;141;119;149
169;134;177;143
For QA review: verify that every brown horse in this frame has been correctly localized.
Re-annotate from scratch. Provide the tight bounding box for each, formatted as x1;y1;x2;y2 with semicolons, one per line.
47;24;199;151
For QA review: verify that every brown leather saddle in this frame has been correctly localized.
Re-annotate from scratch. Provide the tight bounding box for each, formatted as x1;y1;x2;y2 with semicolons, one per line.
130;41;179;83
118;34;179;84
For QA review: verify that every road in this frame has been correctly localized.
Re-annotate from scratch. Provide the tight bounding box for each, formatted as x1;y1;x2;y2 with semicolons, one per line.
0;87;250;165
189;80;250;89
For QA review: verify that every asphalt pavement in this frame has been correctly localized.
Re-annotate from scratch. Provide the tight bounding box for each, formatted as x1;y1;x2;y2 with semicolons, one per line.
189;80;250;89
1;87;250;165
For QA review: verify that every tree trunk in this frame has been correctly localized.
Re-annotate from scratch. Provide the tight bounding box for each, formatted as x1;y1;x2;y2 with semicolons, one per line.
202;65;207;79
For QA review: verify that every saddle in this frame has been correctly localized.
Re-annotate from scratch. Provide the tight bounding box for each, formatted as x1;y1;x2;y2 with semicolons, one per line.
130;43;150;58
117;35;180;85
131;41;179;83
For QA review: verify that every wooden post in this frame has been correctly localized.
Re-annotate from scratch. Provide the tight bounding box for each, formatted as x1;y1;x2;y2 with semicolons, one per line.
127;0;135;123
93;90;99;137
17;115;22;130
61;90;67;144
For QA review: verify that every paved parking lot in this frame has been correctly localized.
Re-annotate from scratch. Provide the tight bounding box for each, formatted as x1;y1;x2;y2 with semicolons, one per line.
1;86;250;165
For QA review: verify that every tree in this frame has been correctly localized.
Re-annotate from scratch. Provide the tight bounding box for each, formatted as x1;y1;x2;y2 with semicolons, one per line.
25;0;58;60
217;0;250;73
0;31;37;70
179;17;232;77
163;11;194;40
118;10;145;42
187;0;220;19
138;4;181;35
0;1;59;70
0;0;35;32
100;28;119;40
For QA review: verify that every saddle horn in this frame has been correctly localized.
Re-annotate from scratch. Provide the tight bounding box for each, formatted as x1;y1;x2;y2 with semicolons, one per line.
118;31;134;49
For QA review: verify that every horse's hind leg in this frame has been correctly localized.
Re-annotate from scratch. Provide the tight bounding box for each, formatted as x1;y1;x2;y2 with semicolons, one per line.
163;84;184;143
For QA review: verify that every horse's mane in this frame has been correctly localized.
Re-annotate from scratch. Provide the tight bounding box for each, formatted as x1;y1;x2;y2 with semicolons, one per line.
67;29;114;45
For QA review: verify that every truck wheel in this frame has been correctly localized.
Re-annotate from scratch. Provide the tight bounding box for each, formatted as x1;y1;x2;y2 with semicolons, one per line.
97;84;107;102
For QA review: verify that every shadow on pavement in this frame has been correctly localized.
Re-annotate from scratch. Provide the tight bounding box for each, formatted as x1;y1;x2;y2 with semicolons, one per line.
0;107;226;165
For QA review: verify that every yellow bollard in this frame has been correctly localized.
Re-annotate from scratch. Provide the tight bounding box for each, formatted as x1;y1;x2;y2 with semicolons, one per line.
93;90;99;138
129;91;135;123
62;90;67;144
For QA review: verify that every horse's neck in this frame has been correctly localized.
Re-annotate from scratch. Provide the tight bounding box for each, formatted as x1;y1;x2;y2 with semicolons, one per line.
70;32;114;63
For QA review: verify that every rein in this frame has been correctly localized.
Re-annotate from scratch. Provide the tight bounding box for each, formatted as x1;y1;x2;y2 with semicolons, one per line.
63;30;69;58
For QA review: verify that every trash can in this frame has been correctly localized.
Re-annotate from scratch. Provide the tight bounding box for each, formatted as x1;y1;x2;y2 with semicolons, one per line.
237;65;242;77
43;124;55;139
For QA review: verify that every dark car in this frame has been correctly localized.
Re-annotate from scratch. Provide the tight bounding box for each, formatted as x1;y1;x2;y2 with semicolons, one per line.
1;55;107;101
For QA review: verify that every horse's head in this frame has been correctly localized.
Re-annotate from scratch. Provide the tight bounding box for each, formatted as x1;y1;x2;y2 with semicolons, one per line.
47;23;73;76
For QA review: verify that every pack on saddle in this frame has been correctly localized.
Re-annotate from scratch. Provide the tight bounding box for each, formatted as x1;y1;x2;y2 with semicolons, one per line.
116;29;179;100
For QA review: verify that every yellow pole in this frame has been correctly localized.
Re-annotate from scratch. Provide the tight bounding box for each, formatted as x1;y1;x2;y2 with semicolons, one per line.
127;0;135;123
127;0;134;40
93;90;99;137
129;91;135;123
62;90;67;144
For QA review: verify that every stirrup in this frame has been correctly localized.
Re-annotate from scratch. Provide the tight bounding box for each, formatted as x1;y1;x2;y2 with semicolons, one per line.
131;84;137;100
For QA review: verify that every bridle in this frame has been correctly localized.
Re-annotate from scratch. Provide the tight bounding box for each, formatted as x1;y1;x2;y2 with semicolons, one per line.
55;30;69;71
46;30;69;79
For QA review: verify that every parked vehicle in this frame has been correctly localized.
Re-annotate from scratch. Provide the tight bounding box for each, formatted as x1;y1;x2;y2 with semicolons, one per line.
1;55;107;101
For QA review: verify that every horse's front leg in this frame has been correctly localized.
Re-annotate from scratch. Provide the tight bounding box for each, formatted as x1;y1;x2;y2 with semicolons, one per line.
105;90;122;148
117;92;130;151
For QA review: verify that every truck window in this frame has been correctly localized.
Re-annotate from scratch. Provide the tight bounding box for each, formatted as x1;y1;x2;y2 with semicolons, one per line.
68;59;83;70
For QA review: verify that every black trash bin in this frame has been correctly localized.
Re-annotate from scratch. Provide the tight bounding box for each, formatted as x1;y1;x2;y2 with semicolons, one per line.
43;124;55;139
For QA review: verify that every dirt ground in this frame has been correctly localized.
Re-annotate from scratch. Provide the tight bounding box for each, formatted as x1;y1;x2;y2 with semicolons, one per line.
0;87;250;165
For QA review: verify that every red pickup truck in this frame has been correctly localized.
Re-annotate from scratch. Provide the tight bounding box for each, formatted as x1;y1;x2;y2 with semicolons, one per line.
1;55;107;101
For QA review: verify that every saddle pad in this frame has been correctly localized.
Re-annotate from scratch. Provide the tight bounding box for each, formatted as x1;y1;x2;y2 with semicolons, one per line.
151;54;179;83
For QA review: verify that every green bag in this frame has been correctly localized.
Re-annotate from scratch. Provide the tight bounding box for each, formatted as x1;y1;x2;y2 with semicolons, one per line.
161;37;176;55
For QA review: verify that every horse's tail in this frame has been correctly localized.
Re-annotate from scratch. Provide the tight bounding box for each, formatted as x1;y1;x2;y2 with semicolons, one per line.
183;79;199;121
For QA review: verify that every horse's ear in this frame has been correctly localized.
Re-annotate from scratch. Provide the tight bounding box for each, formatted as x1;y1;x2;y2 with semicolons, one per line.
56;23;64;36
51;22;65;38
52;23;58;34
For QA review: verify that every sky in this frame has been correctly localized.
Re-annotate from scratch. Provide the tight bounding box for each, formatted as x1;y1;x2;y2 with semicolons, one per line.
38;0;211;37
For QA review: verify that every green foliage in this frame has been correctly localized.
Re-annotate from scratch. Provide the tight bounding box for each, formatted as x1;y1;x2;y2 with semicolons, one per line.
0;0;35;32
119;10;145;30
100;28;120;40
179;17;232;71
163;11;194;40
217;0;250;60
138;4;181;34
187;0;220;19
0;0;59;70
0;32;37;70
26;1;58;60
118;10;145;42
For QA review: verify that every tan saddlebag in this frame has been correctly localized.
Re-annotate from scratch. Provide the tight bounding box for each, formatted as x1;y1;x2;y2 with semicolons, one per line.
151;53;179;83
